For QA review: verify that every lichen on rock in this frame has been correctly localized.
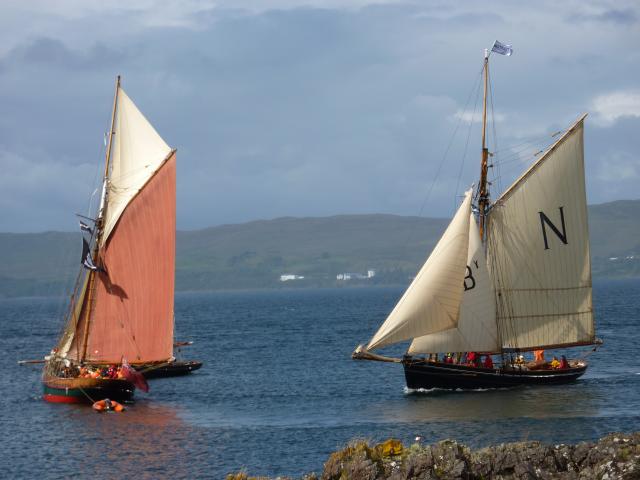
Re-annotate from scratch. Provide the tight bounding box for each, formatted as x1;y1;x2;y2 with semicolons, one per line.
227;432;640;480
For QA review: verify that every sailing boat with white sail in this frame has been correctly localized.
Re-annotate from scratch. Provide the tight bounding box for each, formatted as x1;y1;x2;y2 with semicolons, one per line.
42;76;177;403
352;43;599;390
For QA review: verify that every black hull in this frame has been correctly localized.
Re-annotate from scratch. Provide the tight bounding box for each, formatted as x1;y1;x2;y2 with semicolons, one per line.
403;359;587;390
137;360;203;379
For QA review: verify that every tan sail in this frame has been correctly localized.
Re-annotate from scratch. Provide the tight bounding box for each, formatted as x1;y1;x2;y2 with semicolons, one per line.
101;88;172;246
69;154;175;363
408;214;498;354
486;116;594;351
367;190;472;350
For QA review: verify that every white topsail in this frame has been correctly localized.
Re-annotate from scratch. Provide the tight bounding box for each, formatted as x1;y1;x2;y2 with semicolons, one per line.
408;213;498;354
101;87;172;246
367;190;473;350
486;116;594;350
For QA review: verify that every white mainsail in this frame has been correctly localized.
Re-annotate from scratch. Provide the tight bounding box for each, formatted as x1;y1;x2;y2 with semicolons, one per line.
367;190;473;350
486;116;594;350
101;87;172;245
408;213;498;354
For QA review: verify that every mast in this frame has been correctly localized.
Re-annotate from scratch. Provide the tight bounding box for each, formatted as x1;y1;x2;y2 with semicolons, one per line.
478;48;507;364
80;75;120;362
98;75;121;234
478;49;490;238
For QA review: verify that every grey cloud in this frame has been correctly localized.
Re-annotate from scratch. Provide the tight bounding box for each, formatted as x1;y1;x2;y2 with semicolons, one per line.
1;37;125;71
568;8;637;25
0;2;638;232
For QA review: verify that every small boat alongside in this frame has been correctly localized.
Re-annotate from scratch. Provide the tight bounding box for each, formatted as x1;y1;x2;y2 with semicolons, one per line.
92;398;125;412
353;42;600;391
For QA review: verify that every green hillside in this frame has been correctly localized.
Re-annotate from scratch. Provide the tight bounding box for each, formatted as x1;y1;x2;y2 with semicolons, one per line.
175;214;447;290
0;199;638;298
589;200;640;278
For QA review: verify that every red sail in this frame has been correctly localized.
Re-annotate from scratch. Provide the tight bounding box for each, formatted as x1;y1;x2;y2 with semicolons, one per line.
71;153;176;363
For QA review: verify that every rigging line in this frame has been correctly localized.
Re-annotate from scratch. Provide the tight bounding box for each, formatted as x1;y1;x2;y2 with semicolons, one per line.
453;69;483;211
488;213;521;350
36;235;80;345
494;149;545;169
87;128;108;217
492;135;557;164
492;139;555;165
492;156;546;183
488;65;500;195
78;385;97;404
490;124;569;177
487;221;509;348
401;64;485;255
491;131;563;155
51;245;80;338
490;135;563;186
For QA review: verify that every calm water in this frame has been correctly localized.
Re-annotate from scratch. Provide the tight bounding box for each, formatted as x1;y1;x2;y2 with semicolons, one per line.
1;279;639;478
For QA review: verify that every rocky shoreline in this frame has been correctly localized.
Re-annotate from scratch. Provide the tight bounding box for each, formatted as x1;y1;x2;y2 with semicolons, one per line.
227;432;640;479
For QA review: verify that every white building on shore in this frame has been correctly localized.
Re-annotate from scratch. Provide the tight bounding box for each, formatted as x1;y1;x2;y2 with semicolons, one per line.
337;269;375;281
280;274;305;282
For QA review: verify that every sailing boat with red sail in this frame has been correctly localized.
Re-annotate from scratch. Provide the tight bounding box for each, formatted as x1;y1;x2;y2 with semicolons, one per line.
42;76;176;403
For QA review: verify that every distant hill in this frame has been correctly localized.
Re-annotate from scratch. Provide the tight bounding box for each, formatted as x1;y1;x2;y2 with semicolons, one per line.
588;200;640;278
0;199;638;298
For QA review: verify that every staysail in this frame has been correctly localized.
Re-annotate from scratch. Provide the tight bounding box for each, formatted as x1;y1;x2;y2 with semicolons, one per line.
408;213;498;354
367;190;473;350
67;86;175;364
101;88;173;245
486;115;594;351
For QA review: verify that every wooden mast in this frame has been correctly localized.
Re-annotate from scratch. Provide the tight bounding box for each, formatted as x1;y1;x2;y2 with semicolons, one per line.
80;75;120;362
478;49;490;238
479;47;506;365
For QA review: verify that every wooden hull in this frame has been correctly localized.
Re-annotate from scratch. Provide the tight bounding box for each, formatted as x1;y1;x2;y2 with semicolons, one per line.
137;360;203;379
403;358;587;390
42;375;135;404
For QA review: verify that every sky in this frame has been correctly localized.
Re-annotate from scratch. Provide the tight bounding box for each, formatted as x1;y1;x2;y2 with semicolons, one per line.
0;0;639;232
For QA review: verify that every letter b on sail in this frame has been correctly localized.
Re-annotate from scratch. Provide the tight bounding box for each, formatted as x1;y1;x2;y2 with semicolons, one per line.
539;206;568;250
463;265;476;291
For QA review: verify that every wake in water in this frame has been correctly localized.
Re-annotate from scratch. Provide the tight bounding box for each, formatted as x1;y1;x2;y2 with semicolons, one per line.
404;386;511;395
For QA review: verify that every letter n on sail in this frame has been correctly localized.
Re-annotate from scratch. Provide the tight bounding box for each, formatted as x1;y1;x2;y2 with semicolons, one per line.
539;206;568;250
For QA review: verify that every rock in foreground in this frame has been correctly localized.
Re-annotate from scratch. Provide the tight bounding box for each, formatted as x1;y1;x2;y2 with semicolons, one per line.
227;432;640;479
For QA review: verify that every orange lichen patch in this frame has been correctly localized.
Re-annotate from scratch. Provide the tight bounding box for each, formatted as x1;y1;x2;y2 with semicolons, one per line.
374;438;403;458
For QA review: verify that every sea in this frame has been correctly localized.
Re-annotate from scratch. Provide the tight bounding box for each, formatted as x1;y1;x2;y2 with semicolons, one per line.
1;278;639;478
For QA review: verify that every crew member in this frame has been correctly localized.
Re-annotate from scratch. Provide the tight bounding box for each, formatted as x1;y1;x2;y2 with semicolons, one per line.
559;355;569;369
483;355;494;369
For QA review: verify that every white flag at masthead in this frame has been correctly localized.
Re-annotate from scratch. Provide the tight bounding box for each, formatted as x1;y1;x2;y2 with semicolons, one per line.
491;40;513;56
